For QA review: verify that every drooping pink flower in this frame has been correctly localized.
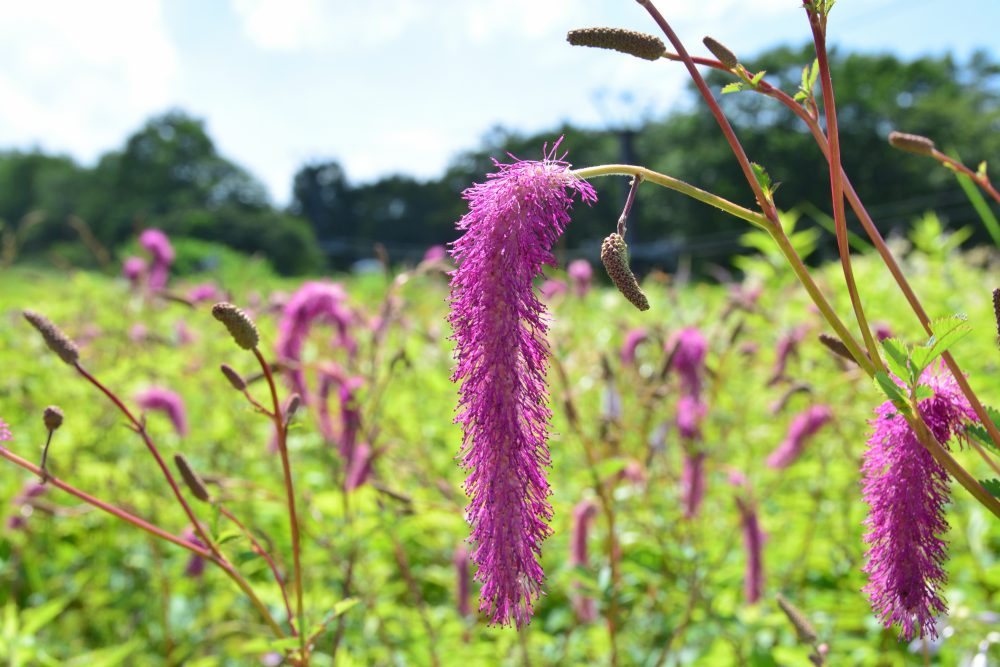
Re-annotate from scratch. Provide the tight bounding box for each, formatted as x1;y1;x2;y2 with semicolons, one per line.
122;256;148;289
862;364;976;641
276;281;354;400
620;328;648;366
188;283;223;304
569;498;599;623
182;527;207;578
422;245;448;263
676;395;707;441
135;387;188;436
139;228;175;291
736;497;764;604
768;324;808;385
539;278;567;301
681;452;706;519
344;442;373;491
449;141;596;628
766;404;833;469
567;259;593;297
454;545;472;617
669;328;708;398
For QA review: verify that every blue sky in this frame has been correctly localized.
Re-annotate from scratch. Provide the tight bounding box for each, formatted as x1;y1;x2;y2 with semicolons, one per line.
0;1;996;205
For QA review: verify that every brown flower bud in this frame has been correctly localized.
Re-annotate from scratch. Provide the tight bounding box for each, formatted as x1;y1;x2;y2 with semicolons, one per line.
776;593;818;644
600;233;649;311
43;406;64;432
211;302;259;350
817;333;865;366
567;27;665;61
23;310;80;365
888;131;935;156
219;364;247;391
703;36;738;69
174;454;211;502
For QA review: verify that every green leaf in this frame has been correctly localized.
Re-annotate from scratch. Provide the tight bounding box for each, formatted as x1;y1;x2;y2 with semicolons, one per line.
750;70;767;85
21;598;71;636
880;338;910;382
980;478;1000;499
721;82;747;94
909;315;971;375
808;58;820;89
965;404;1000;455
874;371;909;412
751;163;774;199
913;384;934;402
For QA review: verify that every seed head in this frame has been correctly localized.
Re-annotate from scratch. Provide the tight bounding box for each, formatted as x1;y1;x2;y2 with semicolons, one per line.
42;406;64;432
23;310;79;365
992;288;1000;344
174;454;211;502
888;131;936;157
212;302;259;350
776;594;818;644
703;36;738;69
219;364;247;391
600;233;649;311
567;27;665;61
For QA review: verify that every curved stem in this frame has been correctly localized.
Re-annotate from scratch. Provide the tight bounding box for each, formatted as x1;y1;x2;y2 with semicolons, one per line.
73;362;219;557
254;347;307;657
933;151;1000;205
572;165;772;231
0;446;290;638
218;504;298;636
807;11;883;371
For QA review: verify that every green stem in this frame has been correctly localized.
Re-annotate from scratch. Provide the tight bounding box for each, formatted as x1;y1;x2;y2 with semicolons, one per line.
571;165;771;231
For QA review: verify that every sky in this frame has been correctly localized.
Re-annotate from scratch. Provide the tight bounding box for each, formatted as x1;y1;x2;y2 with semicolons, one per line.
0;0;997;205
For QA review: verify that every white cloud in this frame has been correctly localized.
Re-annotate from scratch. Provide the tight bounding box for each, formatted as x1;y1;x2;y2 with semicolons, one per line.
230;0;421;52
0;0;177;161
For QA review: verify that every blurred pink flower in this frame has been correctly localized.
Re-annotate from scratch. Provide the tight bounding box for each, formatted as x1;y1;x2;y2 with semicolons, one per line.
567;258;593;297
766;405;833;469
135;387;188;436
139;228;174;291
620;328;648;366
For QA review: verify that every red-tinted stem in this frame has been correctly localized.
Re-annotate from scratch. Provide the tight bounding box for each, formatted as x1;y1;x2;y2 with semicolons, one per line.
72;362;218;555
254;347;306;656
932;151;1000;205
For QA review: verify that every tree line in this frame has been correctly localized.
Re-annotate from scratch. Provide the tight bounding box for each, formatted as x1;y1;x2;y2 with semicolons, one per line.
2;45;997;276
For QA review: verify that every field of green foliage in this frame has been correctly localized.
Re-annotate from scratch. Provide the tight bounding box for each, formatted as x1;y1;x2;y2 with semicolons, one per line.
1;233;998;665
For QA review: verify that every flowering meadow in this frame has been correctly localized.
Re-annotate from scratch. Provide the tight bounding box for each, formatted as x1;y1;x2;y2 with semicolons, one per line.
3;2;1000;665
0;231;998;664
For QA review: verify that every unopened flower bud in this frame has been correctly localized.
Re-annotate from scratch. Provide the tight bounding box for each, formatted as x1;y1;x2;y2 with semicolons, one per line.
174;454;211;502
42;406;63;432
212;302;259;349
776;593;819;644
219;364;247;391
703;36;738;69
23;310;79;365
888;131;935;156
567;27;665;61
601;233;649;311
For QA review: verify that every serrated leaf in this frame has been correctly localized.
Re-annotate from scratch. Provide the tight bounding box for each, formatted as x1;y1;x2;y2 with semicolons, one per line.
965;404;1000;455
721;82;747;94
913;384;934;402
750;70;767;85
808;58;820;89
874;371;909;412
980;478;1000;499
910;315;971;375
751;162;773;196
880;338;910;382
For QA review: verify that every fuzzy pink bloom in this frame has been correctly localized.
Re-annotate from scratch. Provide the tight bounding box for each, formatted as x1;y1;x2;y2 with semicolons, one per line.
454;545;472;617
676;395;707;441
135;387;188;436
345;442;373;491
766;404;833;469
620;328;648;366
862;365;976;640
139;228;174;291
122;256;147;289
736;497;764;603
567;259;593;297
449;141;596;627
276;281;354;400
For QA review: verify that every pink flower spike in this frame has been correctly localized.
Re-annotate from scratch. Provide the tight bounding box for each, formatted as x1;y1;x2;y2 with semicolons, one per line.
766;404;833;469
449;140;596;628
567;258;593;297
135;387;188;436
